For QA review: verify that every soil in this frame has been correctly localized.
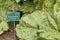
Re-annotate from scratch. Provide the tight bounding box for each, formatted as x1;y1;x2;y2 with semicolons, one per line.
0;31;14;40
0;22;18;40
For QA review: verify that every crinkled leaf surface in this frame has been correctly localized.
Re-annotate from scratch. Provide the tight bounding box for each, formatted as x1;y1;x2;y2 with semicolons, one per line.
19;1;35;13
16;0;20;3
56;0;60;2
44;0;55;8
16;10;60;40
0;0;14;34
48;15;58;30
0;21;9;34
16;24;38;40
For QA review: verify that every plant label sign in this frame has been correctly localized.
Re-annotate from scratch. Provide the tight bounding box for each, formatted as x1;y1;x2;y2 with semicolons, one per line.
7;12;20;21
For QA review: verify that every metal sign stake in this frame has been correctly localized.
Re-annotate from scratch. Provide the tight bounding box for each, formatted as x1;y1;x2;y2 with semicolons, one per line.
7;5;20;40
14;21;16;40
12;5;16;40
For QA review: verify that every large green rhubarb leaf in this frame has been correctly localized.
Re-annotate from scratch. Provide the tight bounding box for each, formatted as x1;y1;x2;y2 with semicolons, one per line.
16;10;60;40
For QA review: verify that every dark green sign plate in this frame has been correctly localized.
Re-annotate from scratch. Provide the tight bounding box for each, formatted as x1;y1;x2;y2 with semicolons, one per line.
7;12;20;21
